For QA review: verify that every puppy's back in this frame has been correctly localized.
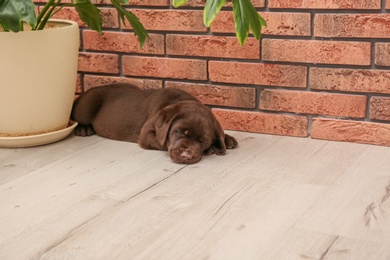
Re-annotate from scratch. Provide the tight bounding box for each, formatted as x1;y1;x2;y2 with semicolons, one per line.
72;83;143;125
72;84;152;142
145;88;200;116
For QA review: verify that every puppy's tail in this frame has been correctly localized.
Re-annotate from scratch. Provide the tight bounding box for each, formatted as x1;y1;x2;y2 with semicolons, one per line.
71;90;103;125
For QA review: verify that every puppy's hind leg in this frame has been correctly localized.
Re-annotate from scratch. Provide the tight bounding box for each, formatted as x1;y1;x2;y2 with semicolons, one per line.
71;90;103;137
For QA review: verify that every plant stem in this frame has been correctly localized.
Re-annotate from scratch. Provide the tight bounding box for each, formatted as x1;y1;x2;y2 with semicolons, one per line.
0;22;8;32
35;0;56;30
50;4;72;18
37;0;62;30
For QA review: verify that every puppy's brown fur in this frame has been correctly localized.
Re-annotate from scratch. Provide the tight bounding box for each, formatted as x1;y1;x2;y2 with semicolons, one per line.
71;83;238;164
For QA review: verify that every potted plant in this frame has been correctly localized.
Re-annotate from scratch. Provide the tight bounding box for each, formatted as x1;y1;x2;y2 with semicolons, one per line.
0;0;265;147
0;0;148;147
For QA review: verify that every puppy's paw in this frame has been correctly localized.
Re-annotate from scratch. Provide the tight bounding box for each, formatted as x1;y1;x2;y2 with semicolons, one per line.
203;146;216;156
75;124;96;137
225;134;238;149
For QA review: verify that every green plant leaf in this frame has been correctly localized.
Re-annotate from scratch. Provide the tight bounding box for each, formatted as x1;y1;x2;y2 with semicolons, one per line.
111;0;149;48
244;0;261;39
232;0;266;45
204;0;226;27
74;0;103;34
172;0;189;8
246;0;267;39
0;0;37;32
259;14;267;27
232;0;249;45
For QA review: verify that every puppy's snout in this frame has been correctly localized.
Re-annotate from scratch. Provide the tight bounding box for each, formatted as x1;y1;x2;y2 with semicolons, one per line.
181;149;194;160
169;142;202;164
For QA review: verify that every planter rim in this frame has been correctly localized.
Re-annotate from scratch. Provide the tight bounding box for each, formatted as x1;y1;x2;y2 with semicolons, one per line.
0;19;78;34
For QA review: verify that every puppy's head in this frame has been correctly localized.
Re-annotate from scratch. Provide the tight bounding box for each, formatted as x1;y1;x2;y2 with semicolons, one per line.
154;101;228;164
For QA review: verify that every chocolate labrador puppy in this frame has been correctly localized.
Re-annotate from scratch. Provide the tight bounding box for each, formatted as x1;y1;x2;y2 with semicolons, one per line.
71;83;238;164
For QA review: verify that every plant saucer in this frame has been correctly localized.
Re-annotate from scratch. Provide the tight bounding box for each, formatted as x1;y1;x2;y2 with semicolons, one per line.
0;121;78;148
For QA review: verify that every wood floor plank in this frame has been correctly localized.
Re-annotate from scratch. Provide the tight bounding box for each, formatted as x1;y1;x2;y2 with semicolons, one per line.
36;135;330;259
0;135;104;184
0;138;184;259
262;227;390;260
294;145;390;243
37;178;325;259
1;132;390;259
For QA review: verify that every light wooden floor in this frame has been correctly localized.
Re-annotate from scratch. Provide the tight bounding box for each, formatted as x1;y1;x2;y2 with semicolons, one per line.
1;131;390;260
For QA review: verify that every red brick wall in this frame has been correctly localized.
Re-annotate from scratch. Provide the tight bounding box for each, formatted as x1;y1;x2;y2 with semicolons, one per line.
35;0;390;146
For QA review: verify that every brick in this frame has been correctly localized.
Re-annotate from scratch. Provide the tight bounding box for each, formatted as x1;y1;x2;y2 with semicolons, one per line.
49;7;82;24
166;81;256;108
260;89;367;118
387;1;390;9
375;43;390;66
233;0;265;7
37;0;169;5
311;119;390;146
370;97;390;121
211;11;311;36
90;0;111;3
166;35;259;59
51;7;119;28
209;61;307;88
121;0;168;5
212;109;308;137
36;0;168;4
315;14;390;38
184;0;265;7
310;68;390;94
36;0;89;2
262;39;371;65
268;0;380;9
78;53;119;74
83;31;164;54
130;10;207;32
122;56;207;80
83;75;162;91
76;74;82;93
180;0;206;6
35;0;72;2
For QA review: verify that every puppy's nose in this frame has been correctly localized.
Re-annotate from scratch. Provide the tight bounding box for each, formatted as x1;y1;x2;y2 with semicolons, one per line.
181;150;194;160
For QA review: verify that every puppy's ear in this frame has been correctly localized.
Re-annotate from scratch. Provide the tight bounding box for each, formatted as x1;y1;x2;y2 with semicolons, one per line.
210;118;227;156
138;105;178;150
206;114;238;156
155;107;178;147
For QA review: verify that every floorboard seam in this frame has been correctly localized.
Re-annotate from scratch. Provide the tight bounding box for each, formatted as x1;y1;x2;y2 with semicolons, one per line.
34;165;188;259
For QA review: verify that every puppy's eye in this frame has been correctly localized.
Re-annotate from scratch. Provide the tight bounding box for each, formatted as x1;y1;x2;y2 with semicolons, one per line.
174;129;189;136
174;129;184;135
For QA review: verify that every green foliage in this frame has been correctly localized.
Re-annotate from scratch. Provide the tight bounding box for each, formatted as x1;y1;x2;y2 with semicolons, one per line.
204;0;227;27
111;0;148;48
74;0;103;33
175;0;266;45
0;0;148;47
0;0;36;32
0;0;265;47
172;0;189;7
232;0;266;45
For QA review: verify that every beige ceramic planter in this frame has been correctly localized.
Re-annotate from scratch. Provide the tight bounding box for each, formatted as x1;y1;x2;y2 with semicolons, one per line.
0;19;79;146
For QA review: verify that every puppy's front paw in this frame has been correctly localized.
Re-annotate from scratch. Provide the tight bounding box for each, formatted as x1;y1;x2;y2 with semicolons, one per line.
203;146;216;155
75;124;95;137
225;134;238;149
